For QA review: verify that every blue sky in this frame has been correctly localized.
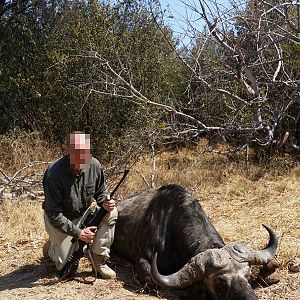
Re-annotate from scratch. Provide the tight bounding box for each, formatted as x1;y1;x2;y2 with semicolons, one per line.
159;0;236;46
160;0;200;37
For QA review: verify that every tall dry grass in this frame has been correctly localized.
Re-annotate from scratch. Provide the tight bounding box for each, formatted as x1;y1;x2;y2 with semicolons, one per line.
0;135;299;295
0;131;60;264
0;130;60;174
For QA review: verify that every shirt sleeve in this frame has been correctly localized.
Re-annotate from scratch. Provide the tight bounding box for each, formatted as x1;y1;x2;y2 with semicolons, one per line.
93;164;107;205
43;172;81;238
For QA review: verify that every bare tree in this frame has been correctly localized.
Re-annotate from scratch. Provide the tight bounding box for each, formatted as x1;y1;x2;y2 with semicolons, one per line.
178;0;300;157
85;0;300;159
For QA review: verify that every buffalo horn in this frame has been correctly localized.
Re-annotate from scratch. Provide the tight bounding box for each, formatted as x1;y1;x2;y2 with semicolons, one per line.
248;224;278;265
150;250;226;288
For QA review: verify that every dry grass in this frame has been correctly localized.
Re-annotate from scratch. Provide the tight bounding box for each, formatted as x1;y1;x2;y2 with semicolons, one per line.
0;130;60;174
122;143;300;262
0;137;299;299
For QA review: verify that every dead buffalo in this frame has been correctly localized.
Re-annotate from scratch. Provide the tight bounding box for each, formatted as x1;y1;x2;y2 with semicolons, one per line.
112;184;278;299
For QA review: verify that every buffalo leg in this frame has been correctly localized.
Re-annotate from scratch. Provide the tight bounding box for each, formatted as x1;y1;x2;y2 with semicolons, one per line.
136;257;152;285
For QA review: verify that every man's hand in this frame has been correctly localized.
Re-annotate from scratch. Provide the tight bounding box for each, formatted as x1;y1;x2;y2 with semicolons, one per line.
102;195;115;212
79;226;97;244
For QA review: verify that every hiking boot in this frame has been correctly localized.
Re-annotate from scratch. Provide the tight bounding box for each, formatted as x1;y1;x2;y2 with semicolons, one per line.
93;253;116;279
42;239;51;259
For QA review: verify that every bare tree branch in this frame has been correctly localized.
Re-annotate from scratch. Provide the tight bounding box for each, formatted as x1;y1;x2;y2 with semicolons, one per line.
0;161;50;197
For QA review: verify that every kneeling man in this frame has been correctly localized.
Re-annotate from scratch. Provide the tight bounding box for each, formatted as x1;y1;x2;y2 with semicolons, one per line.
42;131;117;279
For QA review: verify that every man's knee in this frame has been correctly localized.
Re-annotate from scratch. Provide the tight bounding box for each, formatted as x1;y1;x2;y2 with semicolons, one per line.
101;207;118;226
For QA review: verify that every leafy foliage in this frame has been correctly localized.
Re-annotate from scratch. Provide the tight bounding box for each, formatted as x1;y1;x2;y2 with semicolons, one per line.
0;0;299;163
0;0;185;161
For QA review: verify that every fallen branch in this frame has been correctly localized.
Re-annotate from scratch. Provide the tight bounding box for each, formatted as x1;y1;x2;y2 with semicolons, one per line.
0;161;50;198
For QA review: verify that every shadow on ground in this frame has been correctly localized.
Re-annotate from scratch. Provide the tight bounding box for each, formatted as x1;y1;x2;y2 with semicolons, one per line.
110;256;210;300
0;258;58;291
0;256;210;300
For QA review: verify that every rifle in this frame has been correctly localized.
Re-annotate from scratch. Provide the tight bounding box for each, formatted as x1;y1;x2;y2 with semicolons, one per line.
58;169;129;282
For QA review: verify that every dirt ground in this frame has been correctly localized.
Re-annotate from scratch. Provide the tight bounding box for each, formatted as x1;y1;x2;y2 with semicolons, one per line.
0;240;299;300
0;239;186;300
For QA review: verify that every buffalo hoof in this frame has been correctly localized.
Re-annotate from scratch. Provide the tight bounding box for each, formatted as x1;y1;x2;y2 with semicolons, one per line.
262;271;280;286
256;259;281;287
257;270;280;287
265;259;280;271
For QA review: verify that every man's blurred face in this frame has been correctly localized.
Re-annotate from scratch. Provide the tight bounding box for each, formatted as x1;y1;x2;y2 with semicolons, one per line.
68;133;91;171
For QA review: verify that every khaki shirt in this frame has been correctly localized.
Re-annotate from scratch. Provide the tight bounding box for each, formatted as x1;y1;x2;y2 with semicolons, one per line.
42;155;106;237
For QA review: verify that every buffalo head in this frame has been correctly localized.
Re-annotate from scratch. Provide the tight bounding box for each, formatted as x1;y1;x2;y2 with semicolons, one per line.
151;224;278;299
